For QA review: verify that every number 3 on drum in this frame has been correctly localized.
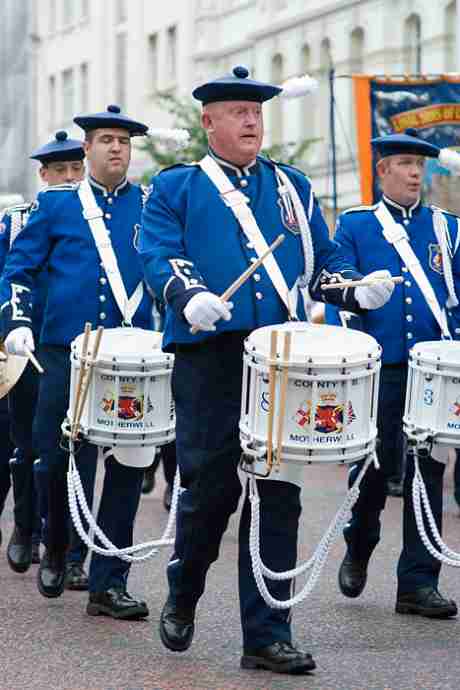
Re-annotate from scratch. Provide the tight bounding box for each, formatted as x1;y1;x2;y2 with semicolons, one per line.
424;388;434;406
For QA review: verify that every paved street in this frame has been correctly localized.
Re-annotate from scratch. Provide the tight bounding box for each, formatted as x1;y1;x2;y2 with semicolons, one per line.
1;461;460;690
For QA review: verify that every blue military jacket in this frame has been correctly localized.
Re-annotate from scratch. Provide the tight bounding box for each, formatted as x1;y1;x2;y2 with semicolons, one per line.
325;196;460;364
0;203;47;338
0;178;152;345
139;154;361;350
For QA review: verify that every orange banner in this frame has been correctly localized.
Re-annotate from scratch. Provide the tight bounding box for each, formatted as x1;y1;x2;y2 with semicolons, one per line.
352;75;373;205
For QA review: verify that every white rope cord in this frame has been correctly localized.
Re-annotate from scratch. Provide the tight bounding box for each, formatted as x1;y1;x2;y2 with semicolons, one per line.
412;450;460;567
67;444;179;563
248;453;376;609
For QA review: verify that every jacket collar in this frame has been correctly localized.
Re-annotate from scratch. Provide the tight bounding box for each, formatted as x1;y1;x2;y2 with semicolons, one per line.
382;194;422;220
208;148;258;177
89;175;130;197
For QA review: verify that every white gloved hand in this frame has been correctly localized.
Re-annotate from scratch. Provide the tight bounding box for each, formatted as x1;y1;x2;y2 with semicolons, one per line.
184;292;233;332
4;326;35;356
355;270;395;310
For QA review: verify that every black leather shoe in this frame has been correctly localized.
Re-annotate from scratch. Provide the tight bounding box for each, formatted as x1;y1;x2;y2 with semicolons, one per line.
396;587;458;619
338;552;369;598
37;550;66;598
163;484;172;512
65;562;89;591
87;588;149;619
387;480;403;497
159;597;195;651
31;542;41;565
7;526;32;573
141;467;156;495
241;641;316;675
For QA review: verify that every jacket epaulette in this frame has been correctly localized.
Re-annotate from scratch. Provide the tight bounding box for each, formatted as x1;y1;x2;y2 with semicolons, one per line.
2;202;33;216
159;162;199;175
430;205;460;220
259;155;311;182
342;203;379;214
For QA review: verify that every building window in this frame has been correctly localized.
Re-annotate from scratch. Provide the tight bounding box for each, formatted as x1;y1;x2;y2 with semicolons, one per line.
80;62;89;112
271;53;283;144
319;38;332;159
148;34;159;92
63;0;74;27
167;25;177;84
404;14;422;73
49;75;56;128
62;68;74;124
116;33;127;107
445;1;456;72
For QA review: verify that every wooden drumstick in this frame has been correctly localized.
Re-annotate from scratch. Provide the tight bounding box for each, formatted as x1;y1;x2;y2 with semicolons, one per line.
23;345;45;374
190;234;285;335
321;275;403;291
275;331;291;469
266;329;278;473
71;322;92;438
72;326;104;440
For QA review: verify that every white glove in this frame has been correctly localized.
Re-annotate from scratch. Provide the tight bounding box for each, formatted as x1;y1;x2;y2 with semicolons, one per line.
355;270;395;310
183;292;233;332
4;327;35;356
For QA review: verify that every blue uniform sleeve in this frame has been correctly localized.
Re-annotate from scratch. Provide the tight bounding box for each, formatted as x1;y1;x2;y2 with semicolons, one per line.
0;195;52;336
139;175;208;319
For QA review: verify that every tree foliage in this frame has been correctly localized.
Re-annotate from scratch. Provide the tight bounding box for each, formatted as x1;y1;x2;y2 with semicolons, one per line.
137;93;319;183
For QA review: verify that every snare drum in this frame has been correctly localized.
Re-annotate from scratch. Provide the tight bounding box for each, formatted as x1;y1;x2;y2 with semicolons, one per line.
404;340;460;447
239;323;381;482
67;327;175;466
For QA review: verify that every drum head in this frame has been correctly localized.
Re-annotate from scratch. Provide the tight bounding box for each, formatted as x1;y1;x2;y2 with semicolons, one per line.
246;322;380;365
73;327;164;363
411;340;460;365
0;348;28;400
110;445;156;468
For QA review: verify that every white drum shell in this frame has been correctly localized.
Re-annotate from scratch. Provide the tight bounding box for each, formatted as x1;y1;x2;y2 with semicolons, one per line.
239;323;381;482
404;340;460;447
68;328;175;450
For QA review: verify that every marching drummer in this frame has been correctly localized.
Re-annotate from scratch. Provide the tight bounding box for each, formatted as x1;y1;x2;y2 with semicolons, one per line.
0;106;153;619
139;65;395;675
0;132;97;590
326;129;459;618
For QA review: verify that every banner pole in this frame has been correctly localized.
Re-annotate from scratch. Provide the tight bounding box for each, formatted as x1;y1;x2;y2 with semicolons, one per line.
329;67;338;225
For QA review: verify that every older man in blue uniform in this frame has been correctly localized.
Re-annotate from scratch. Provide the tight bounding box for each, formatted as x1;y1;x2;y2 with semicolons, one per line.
0;106;153;620
0;133;96;588
326;129;459;618
139;66;394;675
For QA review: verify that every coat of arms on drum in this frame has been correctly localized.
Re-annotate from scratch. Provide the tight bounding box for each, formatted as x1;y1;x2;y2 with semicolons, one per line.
101;384;153;422
294;394;356;434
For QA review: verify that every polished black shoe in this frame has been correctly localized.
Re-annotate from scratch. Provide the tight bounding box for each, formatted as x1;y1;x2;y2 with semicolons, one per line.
338;552;369;598
37;550;66;598
65;561;89;591
141;467;156;495
387;480;403;497
31;541;41;565
163;484;172;512
87;588;149;620
7;526;32;573
241;641;316;675
396;587;458;619
159;597;195;651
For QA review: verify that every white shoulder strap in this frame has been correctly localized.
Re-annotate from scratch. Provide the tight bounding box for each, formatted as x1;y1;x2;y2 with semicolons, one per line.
78;179;143;326
199;154;296;319
10;209;28;247
374;201;451;339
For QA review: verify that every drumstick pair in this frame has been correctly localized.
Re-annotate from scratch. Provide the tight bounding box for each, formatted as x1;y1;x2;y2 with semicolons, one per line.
321;275;403;291
266;329;291;473
70;323;104;441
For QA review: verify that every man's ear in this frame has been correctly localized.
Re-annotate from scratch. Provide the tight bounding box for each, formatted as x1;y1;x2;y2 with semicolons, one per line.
39;166;48;183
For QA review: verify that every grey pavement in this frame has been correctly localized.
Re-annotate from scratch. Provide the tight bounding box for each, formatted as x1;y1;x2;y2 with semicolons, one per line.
1;461;460;690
